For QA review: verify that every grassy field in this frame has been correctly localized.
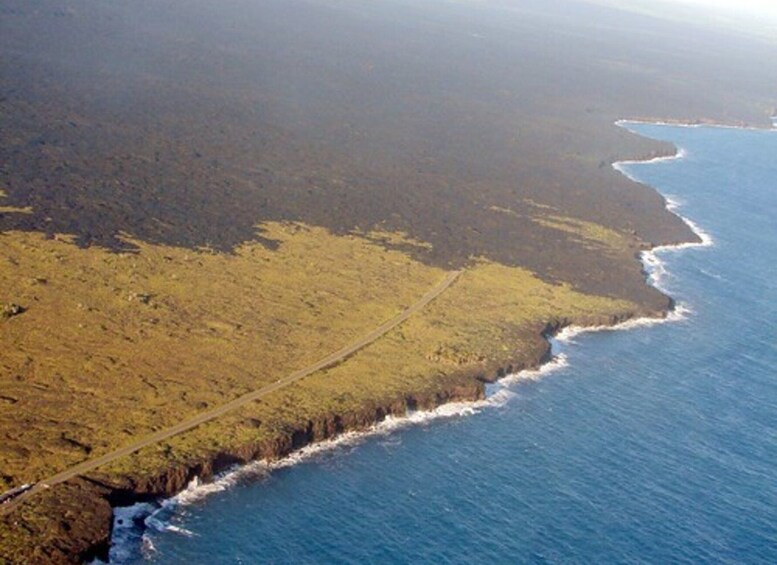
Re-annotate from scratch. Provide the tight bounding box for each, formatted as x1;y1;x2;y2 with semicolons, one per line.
1;213;642;491
3;0;773;560
0;212;653;562
0;220;442;489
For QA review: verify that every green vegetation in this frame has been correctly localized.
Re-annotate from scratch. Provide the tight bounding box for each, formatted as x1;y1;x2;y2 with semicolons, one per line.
6;0;773;558
1;223;642;491
532;214;632;255
0;223;444;489
99;256;640;480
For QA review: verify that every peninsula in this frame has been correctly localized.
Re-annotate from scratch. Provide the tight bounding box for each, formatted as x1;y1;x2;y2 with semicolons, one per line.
1;0;775;562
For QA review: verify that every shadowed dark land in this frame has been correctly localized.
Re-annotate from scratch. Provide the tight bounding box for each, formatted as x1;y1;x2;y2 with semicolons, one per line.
1;0;776;562
2;0;773;305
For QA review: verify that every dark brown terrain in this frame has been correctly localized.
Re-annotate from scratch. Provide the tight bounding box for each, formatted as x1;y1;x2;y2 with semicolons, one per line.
3;0;773;300
1;0;775;562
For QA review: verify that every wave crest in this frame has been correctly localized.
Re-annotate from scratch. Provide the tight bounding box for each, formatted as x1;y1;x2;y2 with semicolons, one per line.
102;118;716;563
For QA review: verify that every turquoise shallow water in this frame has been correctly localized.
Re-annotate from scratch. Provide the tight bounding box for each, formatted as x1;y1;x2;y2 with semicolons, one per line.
111;123;777;564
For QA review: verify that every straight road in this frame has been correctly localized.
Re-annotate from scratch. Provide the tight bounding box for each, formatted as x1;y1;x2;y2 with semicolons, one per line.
1;270;463;515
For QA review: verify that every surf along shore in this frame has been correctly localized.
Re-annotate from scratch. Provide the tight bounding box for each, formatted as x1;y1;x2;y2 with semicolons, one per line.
3;1;776;560
0;232;659;563
1;119;720;563
98;118;761;562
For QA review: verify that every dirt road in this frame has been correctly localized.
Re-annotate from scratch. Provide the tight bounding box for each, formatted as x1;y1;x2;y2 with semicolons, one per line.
0;270;463;515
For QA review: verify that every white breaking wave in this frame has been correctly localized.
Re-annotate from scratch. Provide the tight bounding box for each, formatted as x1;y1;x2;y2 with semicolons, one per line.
664;196;714;247
615;118;777;133
88;503;158;564
499;353;570;386
555;303;693;346
163;524;194;537
105;355;569;553
104;118;717;561
612;150;714;295
546;122;715;355
638;195;713;297
168;475;243;506
122;352;572;522
130;352;579;515
613;148;689;176
613;123;713;298
166;390;523;507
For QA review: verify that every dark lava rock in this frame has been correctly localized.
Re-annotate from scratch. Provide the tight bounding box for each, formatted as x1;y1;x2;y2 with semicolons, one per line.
1;303;25;319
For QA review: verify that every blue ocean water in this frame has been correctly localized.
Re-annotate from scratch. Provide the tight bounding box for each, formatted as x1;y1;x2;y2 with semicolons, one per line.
115;123;777;563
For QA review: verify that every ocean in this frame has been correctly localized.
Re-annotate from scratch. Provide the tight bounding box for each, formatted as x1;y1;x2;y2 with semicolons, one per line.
107;122;777;564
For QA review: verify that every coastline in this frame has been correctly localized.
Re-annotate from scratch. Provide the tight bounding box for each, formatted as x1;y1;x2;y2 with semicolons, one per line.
3;0;775;557
98;119;716;563
615;117;777;132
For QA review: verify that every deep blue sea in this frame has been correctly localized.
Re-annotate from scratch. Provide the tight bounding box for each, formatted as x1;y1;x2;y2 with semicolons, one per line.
111;123;777;564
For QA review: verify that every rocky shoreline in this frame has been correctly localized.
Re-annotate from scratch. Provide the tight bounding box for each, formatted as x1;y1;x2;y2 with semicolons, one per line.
53;308;663;564
3;0;773;561
0;130;691;563
34;119;733;564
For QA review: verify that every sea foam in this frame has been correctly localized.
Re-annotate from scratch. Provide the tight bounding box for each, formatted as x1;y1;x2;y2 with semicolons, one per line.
552;130;712;346
615;118;777;133
103;121;715;561
160;352;579;511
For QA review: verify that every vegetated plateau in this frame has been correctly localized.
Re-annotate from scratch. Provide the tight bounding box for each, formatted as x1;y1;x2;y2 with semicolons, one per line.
1;0;775;562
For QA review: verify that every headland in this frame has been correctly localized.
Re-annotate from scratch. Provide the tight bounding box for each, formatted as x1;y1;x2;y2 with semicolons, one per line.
1;1;775;562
